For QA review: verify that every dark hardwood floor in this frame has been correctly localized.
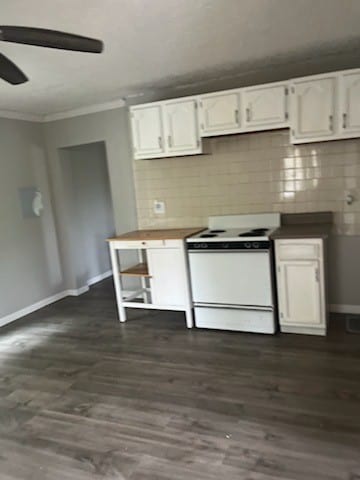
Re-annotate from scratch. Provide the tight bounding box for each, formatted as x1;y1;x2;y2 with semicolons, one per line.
0;279;359;479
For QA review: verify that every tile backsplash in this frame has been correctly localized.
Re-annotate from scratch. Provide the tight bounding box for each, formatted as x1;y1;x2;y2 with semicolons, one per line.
133;130;360;235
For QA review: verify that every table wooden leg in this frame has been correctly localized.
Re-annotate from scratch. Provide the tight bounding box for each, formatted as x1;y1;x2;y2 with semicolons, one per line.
109;244;126;322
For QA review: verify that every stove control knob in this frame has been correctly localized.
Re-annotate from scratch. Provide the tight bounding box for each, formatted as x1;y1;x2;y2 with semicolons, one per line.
253;242;259;249
201;243;208;249
245;242;251;249
223;243;229;249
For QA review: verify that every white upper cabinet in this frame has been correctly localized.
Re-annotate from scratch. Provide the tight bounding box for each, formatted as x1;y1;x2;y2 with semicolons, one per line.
290;74;337;143
130;97;201;159
243;82;289;131
163;98;201;155
129;68;360;158
198;90;241;136
340;70;360;136
130;104;164;159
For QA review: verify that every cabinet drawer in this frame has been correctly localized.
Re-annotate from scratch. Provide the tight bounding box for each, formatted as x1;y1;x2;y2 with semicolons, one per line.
114;240;165;249
277;241;320;260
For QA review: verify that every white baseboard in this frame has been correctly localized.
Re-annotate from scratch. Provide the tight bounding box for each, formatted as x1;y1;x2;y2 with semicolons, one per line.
66;286;90;296
0;271;114;329
330;304;360;315
0;291;69;328
87;270;112;286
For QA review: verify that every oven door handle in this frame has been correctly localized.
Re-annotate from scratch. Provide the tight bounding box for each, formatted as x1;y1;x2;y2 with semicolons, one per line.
188;249;270;253
195;302;273;311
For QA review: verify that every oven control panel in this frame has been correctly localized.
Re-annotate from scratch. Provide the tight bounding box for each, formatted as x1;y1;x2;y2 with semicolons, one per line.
187;241;271;251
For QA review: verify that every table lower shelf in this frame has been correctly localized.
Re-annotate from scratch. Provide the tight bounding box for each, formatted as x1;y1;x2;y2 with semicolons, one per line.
120;263;151;277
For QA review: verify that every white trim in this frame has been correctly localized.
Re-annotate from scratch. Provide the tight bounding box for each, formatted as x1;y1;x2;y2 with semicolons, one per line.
0;110;43;122
0;291;68;328
66;286;90;296
0;271;114;329
330;304;360;315
280;325;326;336
1;99;126;124
43;99;126;122
87;270;112;286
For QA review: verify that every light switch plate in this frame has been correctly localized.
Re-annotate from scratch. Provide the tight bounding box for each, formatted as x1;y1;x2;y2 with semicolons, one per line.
154;200;166;214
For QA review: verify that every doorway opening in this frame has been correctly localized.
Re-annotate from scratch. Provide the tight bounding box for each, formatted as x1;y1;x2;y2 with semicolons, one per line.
59;141;115;291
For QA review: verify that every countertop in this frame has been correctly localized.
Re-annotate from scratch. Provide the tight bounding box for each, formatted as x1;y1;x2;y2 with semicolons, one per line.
107;227;205;242
271;212;333;240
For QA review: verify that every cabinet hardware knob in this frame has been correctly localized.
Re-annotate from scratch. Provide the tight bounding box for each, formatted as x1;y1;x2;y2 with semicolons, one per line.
343;113;347;129
246;107;251;123
234;109;239;124
158;136;162;149
329;114;333;132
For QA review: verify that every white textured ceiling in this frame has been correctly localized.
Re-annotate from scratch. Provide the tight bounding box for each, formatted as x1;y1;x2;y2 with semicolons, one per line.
1;0;360;116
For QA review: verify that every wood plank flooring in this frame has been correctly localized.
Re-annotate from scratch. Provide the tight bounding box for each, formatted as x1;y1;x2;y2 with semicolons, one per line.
0;279;359;479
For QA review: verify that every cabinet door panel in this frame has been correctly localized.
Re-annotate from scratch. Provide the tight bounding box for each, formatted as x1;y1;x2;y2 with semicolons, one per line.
292;77;336;140
163;99;200;154
148;248;187;307
244;84;287;129
131;105;164;158
341;71;360;135
199;91;240;136
278;260;322;326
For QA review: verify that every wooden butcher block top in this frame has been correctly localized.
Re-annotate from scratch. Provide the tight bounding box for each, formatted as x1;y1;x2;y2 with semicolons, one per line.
107;227;205;242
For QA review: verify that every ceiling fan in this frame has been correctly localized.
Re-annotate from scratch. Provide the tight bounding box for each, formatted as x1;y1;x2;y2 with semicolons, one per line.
0;26;103;85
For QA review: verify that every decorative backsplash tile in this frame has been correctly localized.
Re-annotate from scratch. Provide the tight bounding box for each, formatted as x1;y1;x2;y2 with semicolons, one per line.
133;130;360;235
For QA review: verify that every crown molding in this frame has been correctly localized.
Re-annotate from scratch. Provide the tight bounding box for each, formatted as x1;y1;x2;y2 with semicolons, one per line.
0;98;126;124
43;98;126;122
0;110;44;122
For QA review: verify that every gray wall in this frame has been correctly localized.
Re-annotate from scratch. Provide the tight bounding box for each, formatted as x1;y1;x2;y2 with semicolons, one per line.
0;118;63;319
43;107;138;291
328;235;360;307
1;107;138;321
60;142;115;289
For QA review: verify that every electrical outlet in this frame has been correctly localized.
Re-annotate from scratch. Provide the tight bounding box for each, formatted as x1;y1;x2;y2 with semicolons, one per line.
153;200;166;214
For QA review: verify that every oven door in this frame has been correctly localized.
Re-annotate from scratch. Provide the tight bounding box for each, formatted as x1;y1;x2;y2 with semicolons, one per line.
188;250;273;307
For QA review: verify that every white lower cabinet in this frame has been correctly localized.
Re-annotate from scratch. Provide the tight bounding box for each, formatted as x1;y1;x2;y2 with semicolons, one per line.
275;239;327;335
147;247;188;307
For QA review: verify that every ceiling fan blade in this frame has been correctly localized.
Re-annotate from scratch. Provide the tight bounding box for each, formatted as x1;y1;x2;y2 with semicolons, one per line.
0;52;28;84
0;26;103;53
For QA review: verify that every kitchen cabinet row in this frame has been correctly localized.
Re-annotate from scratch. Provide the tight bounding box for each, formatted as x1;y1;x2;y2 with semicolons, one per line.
108;234;328;336
130;68;360;159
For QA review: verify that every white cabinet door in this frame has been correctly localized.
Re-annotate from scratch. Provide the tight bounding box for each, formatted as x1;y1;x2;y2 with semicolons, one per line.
340;70;360;136
291;75;337;142
130;104;164;159
199;90;240;136
243;83;288;130
163;98;201;155
277;260;323;326
147;248;187;307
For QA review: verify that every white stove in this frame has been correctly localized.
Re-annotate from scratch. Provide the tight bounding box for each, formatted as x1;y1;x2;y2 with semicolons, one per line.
186;213;280;334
